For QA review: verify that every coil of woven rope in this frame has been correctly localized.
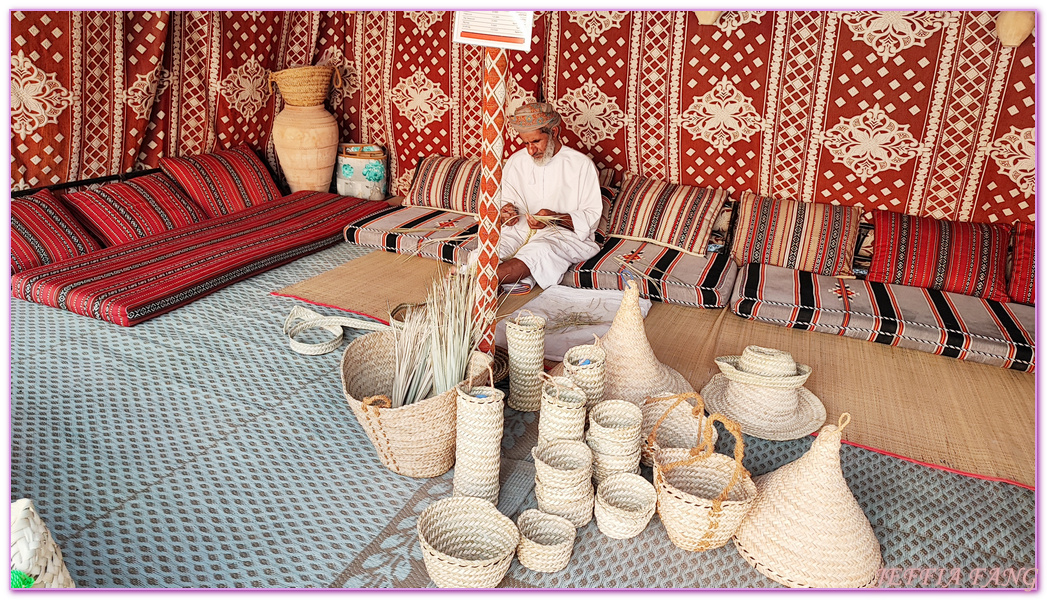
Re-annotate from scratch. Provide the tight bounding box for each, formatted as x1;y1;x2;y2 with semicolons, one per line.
283;305;391;355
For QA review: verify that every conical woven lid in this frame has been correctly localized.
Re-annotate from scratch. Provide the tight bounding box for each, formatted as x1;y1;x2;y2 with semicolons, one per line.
599;280;694;405
733;414;883;588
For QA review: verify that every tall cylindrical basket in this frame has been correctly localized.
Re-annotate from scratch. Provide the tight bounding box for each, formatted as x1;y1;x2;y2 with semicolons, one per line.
454;385;505;505
505;313;546;412
562;341;606;409
537;376;587;446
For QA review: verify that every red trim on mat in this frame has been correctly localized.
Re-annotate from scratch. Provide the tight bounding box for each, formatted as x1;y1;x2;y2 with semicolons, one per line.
812;432;1034;490
270;291;391;326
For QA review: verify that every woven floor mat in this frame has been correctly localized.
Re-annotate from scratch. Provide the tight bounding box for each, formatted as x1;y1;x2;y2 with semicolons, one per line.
10;243;1034;588
644;303;1034;487
272;249;540;323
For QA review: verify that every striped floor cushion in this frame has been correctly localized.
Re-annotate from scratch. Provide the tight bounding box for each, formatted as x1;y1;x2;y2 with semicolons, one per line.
343;205;478;264
731;262;1035;372
560;238;738;308
12;192;389;326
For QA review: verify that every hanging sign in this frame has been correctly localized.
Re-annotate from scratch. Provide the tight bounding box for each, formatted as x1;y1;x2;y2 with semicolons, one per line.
453;11;533;51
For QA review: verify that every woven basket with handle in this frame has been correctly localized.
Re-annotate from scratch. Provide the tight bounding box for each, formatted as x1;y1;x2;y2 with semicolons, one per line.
340;330;492;478
417;496;519;588
640;392;717;467
650;396;757;552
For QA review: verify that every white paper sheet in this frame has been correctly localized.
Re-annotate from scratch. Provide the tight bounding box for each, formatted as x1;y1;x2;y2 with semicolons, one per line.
494;285;653;362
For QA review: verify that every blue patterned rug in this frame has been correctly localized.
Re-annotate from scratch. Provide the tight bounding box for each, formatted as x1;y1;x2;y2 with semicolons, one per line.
9;243;1035;589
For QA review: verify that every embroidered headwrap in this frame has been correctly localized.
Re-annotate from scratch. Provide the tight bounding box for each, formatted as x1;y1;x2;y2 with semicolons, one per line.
508;102;562;134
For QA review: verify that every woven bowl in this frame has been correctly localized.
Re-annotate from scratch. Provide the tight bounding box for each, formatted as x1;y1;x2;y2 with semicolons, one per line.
417;497;519;588
534;484;595;528
532;440;593;486
515;509;576;573
594;473;656;540
587;399;643;446
270;65;335;107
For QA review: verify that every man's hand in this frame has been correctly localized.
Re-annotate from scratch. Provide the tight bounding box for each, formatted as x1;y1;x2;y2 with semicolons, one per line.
498;204;519;227
526;208;574;231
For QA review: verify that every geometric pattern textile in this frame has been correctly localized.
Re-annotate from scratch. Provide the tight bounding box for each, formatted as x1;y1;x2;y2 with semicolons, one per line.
730;190;861;277
10;242;1034;588
12;11;1034;226
342;205;479;265
159;146;284;218
60;173;207;246
11;192;388;325
560;238;739;308
732;262;1035;372
10;189;103;273
1007;221;1034;305
401;156;483;215
606;173;728;256
867;211;1011;302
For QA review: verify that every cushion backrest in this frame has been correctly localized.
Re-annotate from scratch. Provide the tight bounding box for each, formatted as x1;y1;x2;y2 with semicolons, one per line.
731;191;860;277
1008;221;1034;305
607;172;727;255
11;189;102;272
62;173;207;246
867;211;1010;302
402;156;482;215
160;145;282;218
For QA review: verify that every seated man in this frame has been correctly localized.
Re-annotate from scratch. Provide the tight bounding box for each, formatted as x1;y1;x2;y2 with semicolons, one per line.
466;102;603;290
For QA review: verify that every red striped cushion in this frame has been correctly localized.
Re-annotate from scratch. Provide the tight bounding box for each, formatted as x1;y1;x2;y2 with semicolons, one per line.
1008;221;1034;305
730;191;860;277
159;145;282;218
402;156;482;215
868;212;1010;302
607;173;727;256
62;173;207;246
11;189;102;273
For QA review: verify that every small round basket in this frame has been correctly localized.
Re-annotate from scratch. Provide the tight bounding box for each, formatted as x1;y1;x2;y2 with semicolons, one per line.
594;473;656;540
532;440;593;487
537;376;587;444
269;65;338;107
515;509;576;573
588;399;643;446
591;447;642;484
534;483;594;528
562;342;607;409
417;496;520;588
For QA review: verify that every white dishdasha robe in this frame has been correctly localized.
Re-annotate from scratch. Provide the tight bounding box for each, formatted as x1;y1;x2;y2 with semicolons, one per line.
467;146;603;289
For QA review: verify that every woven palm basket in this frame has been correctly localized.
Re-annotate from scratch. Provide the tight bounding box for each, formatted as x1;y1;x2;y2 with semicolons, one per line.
640;392;718;467
340;330;493;478
515;509;576;573
594;473;656;540
537;376;587;445
652;413;756;552
562;341;606;409
453;385;505;505
599;280;694;406
506;313;546;412
733;414;883;588
10;499;75;588
269;65;337;107
417;496;519;588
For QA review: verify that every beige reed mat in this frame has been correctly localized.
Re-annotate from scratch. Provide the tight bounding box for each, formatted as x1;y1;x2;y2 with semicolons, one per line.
273;249;539;323
644;303;1035;487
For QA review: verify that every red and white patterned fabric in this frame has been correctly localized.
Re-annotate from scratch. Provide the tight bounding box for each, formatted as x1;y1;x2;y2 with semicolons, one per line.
730;191;861;277
11;189;102;273
160;146;282;218
732;262;1035;372
12;192;389;326
12;11;1034;227
868;211;1011;302
1008;221;1035;305
402;156;483;215
561;238;738;308
343;205;478;265
61;173;206;246
542;11;1034;225
606;173;727;255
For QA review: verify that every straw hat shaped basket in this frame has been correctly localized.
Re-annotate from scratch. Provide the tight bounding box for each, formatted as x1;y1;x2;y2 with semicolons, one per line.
600;280;694;406
733;414;883;588
269;64;341;107
340;330;493;478
417;496;520;588
10;499;75;588
650;397;757;552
